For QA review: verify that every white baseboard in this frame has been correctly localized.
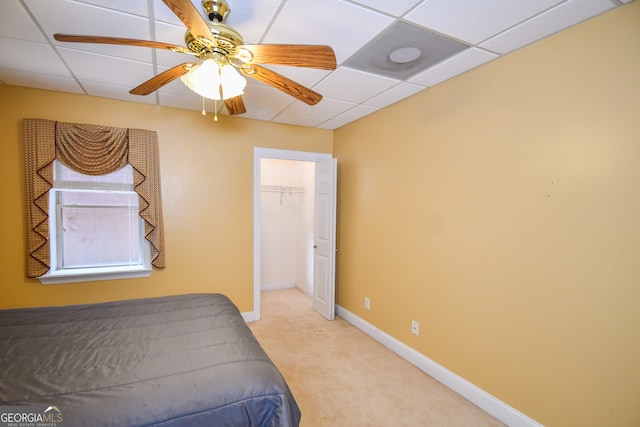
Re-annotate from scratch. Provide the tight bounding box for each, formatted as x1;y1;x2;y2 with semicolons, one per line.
261;282;296;291
336;305;543;427
295;283;313;297
241;311;256;323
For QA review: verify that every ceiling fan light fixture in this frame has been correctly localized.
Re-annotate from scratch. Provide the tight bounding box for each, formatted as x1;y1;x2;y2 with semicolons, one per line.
181;59;221;99
220;64;246;98
180;59;245;100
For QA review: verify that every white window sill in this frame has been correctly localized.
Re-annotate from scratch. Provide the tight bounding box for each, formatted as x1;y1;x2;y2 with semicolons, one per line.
38;265;151;285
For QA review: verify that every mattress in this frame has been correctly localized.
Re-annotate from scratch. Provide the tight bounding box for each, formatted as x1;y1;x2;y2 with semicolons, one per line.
0;293;301;426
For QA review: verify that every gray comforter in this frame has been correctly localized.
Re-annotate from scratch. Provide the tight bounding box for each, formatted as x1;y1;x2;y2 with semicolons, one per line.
0;293;301;426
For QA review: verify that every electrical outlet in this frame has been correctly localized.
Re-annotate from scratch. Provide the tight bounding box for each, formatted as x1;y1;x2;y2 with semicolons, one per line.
411;320;419;336
364;297;370;311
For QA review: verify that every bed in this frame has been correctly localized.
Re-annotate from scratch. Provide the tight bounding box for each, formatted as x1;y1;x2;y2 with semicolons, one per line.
0;293;301;426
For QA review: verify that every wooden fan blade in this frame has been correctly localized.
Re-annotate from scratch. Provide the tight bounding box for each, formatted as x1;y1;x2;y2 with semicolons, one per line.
163;0;214;41
242;65;322;105
130;63;195;95
224;96;247;115
54;34;193;54
238;44;336;70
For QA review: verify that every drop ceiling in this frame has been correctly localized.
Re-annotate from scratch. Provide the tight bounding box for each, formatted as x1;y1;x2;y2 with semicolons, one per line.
0;0;632;129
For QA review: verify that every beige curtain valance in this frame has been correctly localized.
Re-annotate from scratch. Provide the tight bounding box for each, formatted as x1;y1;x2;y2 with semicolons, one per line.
24;119;166;277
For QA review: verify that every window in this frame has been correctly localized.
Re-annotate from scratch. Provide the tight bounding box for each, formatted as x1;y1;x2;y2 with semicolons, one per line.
39;160;151;284
24;119;165;280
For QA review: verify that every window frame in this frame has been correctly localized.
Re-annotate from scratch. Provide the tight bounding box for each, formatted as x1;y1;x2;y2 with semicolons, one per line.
38;161;152;285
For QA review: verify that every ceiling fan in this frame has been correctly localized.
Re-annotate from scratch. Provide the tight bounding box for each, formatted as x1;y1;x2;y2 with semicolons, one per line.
54;0;337;116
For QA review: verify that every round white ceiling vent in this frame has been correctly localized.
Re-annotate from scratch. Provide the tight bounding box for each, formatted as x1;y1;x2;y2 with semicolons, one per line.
388;47;422;64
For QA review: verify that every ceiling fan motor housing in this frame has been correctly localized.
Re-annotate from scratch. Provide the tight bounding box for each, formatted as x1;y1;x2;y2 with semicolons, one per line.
185;0;243;59
202;0;230;22
185;22;243;58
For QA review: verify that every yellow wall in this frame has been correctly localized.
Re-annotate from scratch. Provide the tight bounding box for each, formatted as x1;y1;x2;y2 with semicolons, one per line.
0;85;332;311
334;3;639;427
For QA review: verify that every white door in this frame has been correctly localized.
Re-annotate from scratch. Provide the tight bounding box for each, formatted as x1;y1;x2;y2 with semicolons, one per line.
313;158;337;320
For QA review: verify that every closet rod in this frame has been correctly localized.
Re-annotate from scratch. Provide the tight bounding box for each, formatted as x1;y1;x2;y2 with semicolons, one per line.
260;185;305;194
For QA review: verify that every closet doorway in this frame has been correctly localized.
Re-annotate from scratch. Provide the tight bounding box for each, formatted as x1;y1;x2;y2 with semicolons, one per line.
260;158;315;296
253;148;336;321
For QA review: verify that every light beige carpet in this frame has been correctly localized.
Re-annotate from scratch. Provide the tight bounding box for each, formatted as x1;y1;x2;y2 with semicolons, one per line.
249;289;505;427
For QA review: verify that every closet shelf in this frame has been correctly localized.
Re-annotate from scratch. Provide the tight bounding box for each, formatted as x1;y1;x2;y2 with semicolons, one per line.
260;185;305;194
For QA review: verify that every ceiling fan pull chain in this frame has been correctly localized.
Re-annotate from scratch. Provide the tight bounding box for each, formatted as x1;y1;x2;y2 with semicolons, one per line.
214;99;219;122
202;96;206;116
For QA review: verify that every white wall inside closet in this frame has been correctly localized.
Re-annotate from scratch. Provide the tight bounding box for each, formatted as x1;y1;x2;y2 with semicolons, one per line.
260;158;315;295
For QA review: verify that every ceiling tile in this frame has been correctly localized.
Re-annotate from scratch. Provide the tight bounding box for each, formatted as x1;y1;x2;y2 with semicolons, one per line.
241;84;296;111
282;98;355;118
58;48;154;89
262;0;394;63
260;65;332;89
317;119;349;130
155;50;195;70
480;0;615;54
0;68;83;94
0;1;47;42
240;107;281;122
154;20;192;49
27;0;151;39
331;104;380;123
82;81;158;104
157;73;198;98
153;0;201;25
405;0;566;44
272;112;328;127
364;82;426;108
315;67;400;104
152;21;199;69
221;0;285;44
0;38;71;77
349;0;422;17
27;0;153;63
159;92;212;112
409;48;497;87
55;44;155;66
71;0;150;16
